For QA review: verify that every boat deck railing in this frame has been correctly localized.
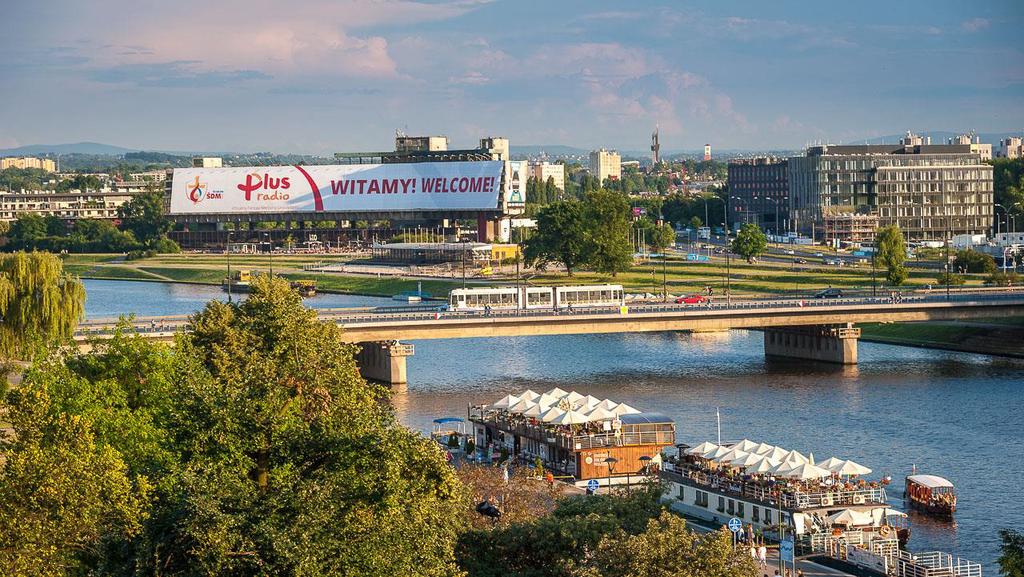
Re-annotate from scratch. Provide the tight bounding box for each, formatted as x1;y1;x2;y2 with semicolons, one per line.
470;412;674;451
662;463;887;510
897;551;982;577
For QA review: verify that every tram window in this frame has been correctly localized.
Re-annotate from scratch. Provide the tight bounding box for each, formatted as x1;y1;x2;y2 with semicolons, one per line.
737;502;745;517
752;507;760;522
763;509;772;524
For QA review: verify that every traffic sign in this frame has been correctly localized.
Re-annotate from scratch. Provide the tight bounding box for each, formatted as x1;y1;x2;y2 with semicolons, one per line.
587;479;600;493
779;538;795;563
727;517;742;533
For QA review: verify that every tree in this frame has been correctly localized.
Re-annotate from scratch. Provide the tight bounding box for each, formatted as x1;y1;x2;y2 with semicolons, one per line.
0;379;150;576
118;186;171;246
524;200;587;275
690;215;703;230
999;528;1024;577
953;249;996;274
582;189;633;275
6;214;47;251
876;225;908;286
586;513;758;577
0;252;85;359
731;223;768;263
649;222;676;254
139;274;467;575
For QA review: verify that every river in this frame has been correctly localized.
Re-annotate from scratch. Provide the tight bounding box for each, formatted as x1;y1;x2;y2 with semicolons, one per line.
83;279;1024;570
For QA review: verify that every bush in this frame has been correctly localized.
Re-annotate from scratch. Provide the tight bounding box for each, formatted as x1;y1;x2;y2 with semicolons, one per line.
151;237;181;254
953;249;996;274
986;271;1021;286
936;272;966;286
125;249;158;261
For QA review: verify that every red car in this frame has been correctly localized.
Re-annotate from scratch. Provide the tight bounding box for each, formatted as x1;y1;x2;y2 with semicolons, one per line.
676;294;709;304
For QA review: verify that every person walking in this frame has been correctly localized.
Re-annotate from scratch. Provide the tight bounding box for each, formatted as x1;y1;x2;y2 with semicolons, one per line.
758;543;768;569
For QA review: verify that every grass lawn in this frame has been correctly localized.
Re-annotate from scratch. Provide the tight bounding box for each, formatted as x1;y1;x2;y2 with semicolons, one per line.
137;267;227;284
858;322;987;344
79;266;165;281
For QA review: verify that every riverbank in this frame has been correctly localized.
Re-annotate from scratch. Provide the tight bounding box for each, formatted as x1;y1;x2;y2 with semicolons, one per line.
859;320;1024;358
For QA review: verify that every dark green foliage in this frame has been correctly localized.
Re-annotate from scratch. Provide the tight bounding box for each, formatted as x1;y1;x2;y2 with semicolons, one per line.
582;189;633;275
524;200;587;275
731;223;768;262
118;188;172;246
1000;528;1024;577
953;249;996;274
876;225;908;286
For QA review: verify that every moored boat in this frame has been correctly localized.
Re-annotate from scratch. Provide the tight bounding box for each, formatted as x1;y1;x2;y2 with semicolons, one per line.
905;474;956;518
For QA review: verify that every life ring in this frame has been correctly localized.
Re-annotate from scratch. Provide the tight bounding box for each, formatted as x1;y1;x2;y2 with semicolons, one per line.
832;528;843;536
879;526;893;538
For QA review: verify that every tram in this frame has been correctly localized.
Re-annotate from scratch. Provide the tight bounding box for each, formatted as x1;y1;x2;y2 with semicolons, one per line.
447;284;624;312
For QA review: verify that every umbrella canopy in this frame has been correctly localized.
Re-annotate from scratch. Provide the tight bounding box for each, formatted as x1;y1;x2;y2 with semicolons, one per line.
548;410;590;425
714;447;749;464
828;509;874;526
535;393;561;408
491;394;520;409
519;389;541;402
507;398;536;414
768;459;802;475
733;439;760;452
784;450;810;465
539;406;566;423
751;442;776;455
612;403;641;416
563;391;585;404
782;462;831;480
830;459;872;476
584;406;617;421
576;395;602;410
818;457;846;471
522;403;546;418
686;441;720;456
595;399;619;410
704;445;733;460
545;387;569;398
762;447;792;462
746;457;781;474
731;452;768;467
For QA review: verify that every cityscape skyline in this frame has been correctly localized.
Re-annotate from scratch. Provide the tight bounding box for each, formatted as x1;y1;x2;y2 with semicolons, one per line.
1;0;1022;154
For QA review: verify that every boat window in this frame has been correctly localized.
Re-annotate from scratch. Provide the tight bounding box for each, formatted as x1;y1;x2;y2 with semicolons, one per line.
717;496;725;512
752;507;760;523
727;499;735;515
764;509;772;524
737;502;745;518
677;485;685;501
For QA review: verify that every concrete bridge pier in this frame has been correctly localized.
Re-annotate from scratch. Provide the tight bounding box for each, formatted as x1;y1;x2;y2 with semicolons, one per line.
764;324;860;365
356;341;415;384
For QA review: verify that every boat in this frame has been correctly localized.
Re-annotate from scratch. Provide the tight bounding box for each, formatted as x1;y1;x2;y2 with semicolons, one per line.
659;439;911;554
468;389;674;490
222;269;252;293
289;279;317;297
905;474;956;518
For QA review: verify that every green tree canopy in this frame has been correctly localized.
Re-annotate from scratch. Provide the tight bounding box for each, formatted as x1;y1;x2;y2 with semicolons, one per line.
7;214;48;251
524;200;587;275
117;186;172;246
582;189;633;275
876;225;908;286
0;252;85;359
953;249;996;274
690;215;703;230
731;223;768;263
999;528;1024;577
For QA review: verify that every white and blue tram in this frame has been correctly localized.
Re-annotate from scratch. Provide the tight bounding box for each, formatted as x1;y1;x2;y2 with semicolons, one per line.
448;284;624;312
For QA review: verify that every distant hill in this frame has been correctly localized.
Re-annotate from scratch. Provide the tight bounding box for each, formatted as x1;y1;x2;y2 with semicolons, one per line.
510;144;590;157
0;141;139;156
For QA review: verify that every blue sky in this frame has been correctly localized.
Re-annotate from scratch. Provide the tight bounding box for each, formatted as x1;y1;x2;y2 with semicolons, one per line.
1;0;1021;154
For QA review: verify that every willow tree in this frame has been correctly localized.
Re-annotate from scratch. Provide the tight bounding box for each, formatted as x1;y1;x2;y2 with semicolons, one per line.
0;252;85;359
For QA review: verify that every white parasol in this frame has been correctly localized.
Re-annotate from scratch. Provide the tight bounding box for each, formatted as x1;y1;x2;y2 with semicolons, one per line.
733;439;760;452
686;441;720;456
539;406;566;423
762;446;792;462
518;389;541;402
817;457;846;471
782;462;831;480
830;459;872;476
612;403;641;416
704;445;733;460
535;393;561;408
584;406;617;421
491;394;520;409
714;447;749;464
548;410;590;425
751;442;776;455
731;452;768;467
563;391;585;404
522;403;547;418
545;387;569;398
827;509;874;526
507;398;537;414
746;456;781;474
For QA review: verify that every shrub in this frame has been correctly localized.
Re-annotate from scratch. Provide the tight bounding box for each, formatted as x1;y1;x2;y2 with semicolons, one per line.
936;272;966;286
986;271;1021;286
151;237;181;254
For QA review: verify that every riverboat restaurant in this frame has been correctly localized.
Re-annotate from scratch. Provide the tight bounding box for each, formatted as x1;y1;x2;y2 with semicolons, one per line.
468;388;675;489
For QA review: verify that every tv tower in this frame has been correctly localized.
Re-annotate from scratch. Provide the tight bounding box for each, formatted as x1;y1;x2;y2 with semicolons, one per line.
651;124;661;165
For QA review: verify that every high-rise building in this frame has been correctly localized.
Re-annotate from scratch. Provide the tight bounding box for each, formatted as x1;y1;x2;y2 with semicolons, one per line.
998;136;1023;159
192;157;223;168
788;135;993;242
1;156;57;172
703;144;712;161
589;148;621;183
395;133;449;152
727;157;789;233
479;137;510;161
948;133;992;161
530;162;565;191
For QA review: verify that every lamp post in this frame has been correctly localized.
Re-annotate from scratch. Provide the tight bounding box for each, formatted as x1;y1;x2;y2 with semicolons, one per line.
226;231;233;303
604;457;618;494
461;238;468;289
639;455;653;483
263;232;273;277
870;232;877;297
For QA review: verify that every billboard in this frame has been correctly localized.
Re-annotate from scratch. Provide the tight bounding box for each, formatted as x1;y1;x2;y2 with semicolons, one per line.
507;160;527;207
170;161;504;215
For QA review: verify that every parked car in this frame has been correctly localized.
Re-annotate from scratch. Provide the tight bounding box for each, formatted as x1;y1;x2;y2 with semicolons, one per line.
784;249;795;255
813;288;843;299
795;258;808;264
676;294;709;304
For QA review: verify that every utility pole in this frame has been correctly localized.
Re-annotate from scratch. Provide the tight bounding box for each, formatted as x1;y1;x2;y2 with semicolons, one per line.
662;252;668;302
462;239;467;289
871;232;877;297
226;231;233;303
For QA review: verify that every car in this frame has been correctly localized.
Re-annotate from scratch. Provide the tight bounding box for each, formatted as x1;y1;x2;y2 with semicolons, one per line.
784;249;795;255
813;288;843;299
795;258;808;264
814;252;824;257
676;294;709;304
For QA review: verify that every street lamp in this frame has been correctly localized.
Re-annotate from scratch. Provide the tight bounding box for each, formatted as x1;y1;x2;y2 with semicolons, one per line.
226;230;233;303
604;457;618;494
461;238;469;289
263;232;273;277
639;455;653;482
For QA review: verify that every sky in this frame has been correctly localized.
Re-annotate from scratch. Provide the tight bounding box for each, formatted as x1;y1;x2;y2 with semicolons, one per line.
1;0;1022;154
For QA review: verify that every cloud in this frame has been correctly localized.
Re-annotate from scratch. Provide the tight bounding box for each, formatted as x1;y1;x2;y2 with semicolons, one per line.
90;61;271;88
961;18;990;32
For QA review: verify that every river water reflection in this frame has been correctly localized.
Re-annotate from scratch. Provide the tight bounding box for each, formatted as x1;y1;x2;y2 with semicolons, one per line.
83;280;1024;569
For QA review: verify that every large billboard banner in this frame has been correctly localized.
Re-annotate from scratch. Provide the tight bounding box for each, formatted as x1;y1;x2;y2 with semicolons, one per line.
170;161;503;215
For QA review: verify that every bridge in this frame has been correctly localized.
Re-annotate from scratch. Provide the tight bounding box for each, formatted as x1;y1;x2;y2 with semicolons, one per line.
75;289;1024;384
